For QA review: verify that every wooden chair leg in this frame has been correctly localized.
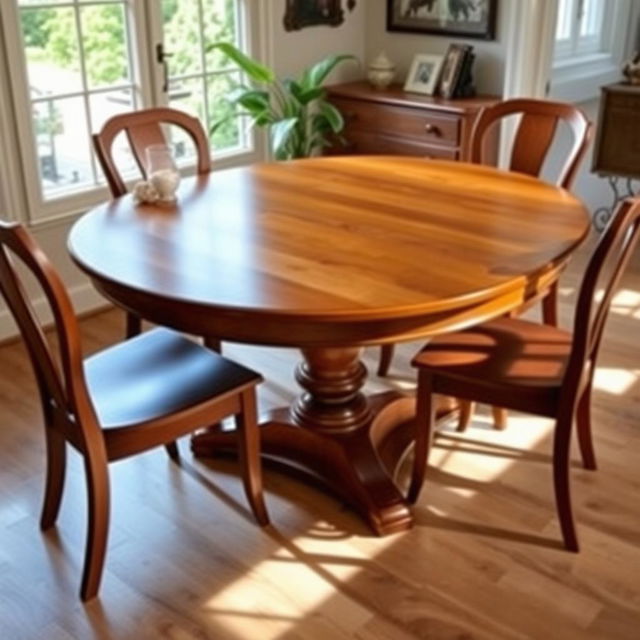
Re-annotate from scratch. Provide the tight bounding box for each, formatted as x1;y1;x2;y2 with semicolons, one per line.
204;337;221;352
377;344;394;377
457;400;474;432
80;450;111;601
576;380;597;471
542;282;559;327
552;416;579;552
236;389;269;527
165;441;180;461
125;312;142;339
492;407;508;430
40;429;67;530
408;370;434;504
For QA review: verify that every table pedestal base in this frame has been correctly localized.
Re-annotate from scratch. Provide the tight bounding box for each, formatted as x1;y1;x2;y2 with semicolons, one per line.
191;391;457;536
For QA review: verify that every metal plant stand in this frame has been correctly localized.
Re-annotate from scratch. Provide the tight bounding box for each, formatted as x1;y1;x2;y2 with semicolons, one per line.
593;176;639;232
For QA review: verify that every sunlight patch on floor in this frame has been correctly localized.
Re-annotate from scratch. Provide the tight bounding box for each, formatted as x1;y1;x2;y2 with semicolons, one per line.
430;412;555;484
605;288;640;319
202;523;389;639
593;367;638;395
558;285;576;298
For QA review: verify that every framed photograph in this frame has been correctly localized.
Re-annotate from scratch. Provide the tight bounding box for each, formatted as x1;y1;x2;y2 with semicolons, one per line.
404;53;445;95
387;0;498;40
284;0;345;31
438;43;471;98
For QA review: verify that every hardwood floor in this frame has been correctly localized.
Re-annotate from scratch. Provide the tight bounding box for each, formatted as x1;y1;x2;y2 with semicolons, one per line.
1;239;639;639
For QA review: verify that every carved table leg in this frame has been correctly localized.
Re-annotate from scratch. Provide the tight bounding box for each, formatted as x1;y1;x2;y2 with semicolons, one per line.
192;346;422;535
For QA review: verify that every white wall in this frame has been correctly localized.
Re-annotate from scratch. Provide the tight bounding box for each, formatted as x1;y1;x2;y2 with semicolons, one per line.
267;0;365;81
363;1;515;95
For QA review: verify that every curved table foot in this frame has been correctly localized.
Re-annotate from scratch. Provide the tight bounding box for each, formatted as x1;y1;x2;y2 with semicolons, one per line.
191;392;457;536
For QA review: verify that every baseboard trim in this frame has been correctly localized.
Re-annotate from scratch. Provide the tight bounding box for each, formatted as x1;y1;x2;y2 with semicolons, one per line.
0;283;109;342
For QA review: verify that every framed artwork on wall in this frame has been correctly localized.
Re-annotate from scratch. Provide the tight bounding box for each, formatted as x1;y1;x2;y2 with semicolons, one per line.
387;0;498;40
284;0;345;31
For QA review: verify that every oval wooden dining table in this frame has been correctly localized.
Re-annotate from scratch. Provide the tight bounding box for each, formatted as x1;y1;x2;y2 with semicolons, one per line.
68;156;590;536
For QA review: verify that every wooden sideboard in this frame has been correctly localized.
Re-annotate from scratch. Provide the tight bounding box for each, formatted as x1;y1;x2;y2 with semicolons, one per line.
593;83;640;179
591;83;640;231
326;81;500;161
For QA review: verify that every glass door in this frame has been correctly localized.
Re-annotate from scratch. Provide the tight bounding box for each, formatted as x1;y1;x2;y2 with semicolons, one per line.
150;0;252;166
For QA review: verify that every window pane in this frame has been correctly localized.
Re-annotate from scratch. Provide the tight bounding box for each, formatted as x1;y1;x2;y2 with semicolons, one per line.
80;3;130;89
167;77;206;165
556;0;576;41
203;0;239;69
89;89;140;180
21;7;82;98
19;0;67;5
207;72;241;151
161;0;203;76
33;96;93;198
580;0;604;38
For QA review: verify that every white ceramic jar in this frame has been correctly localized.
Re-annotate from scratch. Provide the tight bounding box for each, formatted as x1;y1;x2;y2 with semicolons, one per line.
367;52;395;90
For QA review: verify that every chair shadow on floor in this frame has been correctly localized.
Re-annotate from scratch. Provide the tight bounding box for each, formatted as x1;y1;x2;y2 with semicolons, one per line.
413;507;565;551
407;429;573;551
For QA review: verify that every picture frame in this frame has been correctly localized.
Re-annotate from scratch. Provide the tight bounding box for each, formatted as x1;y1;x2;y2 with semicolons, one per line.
283;0;345;31
404;53;445;95
438;43;471;98
386;0;498;40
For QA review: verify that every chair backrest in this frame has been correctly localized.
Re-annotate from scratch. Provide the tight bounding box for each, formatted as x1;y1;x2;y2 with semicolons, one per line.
0;222;98;440
93;107;211;198
471;98;592;190
564;197;640;401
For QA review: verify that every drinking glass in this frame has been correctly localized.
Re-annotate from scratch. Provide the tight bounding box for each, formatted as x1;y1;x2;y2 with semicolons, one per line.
145;143;181;203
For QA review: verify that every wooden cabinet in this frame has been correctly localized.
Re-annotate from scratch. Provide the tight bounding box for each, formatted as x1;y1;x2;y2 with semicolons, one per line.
326;81;500;161
593;83;640;179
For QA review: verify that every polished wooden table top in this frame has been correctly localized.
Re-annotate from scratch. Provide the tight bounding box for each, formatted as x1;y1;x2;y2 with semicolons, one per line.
69;156;591;536
69;156;589;347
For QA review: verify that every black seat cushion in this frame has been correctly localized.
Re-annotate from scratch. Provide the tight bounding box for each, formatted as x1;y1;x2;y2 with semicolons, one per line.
84;328;261;428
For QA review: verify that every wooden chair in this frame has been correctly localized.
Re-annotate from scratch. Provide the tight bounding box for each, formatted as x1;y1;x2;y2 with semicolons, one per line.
377;98;593;381
407;197;640;552
0;221;269;601
92;107;211;339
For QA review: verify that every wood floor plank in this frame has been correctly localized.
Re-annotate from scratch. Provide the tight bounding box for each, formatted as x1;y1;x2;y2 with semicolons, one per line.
0;241;639;639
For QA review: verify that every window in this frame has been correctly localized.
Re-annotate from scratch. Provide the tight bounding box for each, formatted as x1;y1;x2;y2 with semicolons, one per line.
555;0;607;59
551;0;633;102
0;0;260;221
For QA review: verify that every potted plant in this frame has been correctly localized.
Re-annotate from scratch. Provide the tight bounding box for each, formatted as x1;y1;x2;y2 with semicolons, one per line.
208;42;357;160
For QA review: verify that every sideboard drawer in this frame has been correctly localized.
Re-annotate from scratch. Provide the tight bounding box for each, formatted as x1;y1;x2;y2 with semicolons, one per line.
333;98;461;148
325;82;500;163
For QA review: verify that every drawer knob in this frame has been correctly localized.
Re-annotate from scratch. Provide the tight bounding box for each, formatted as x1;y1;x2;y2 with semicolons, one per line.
424;123;442;136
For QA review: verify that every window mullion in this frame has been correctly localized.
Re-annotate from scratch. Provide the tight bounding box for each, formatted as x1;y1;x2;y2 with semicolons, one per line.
71;1;100;187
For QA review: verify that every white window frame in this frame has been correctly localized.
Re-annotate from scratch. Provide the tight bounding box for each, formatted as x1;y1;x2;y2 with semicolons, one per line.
550;0;633;102
0;0;264;225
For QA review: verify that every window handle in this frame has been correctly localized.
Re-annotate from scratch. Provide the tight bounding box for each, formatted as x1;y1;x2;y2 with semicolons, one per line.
156;43;174;93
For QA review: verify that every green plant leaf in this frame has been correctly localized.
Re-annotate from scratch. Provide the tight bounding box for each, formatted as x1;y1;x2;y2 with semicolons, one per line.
318;102;344;133
208;42;275;84
297;87;325;106
229;89;271;114
210;111;252;135
271;118;299;160
284;78;304;103
252;109;275;127
301;54;357;90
